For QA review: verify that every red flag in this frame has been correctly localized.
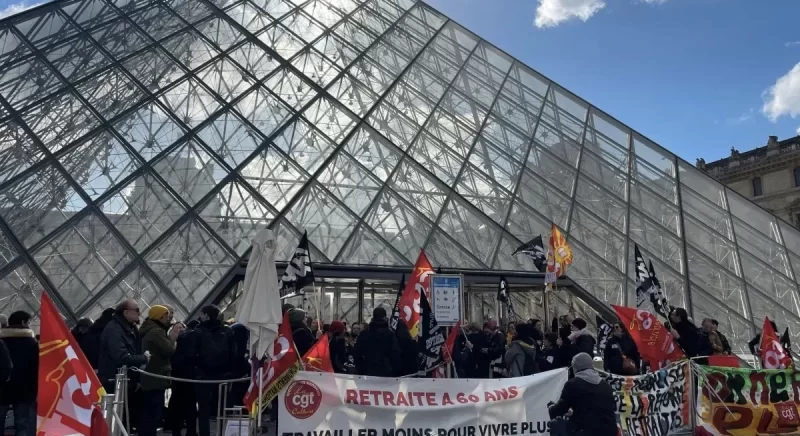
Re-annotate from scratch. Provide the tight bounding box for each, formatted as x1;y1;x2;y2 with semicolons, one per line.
612;305;684;369
398;250;434;338
303;333;333;373
760;317;793;369
708;355;740;368
38;292;107;436
443;321;461;364
242;311;301;417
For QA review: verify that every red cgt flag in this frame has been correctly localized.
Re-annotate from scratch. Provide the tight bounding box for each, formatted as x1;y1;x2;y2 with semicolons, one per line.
398;250;435;338
612;305;684;369
242;311;302;417
38;292;107;436
303;333;333;373
760;317;793;369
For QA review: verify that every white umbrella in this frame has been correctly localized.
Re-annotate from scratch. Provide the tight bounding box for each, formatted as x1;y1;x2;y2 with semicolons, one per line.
235;228;281;358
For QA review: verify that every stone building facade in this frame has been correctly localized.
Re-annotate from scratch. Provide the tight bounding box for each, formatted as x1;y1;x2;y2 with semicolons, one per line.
699;135;800;227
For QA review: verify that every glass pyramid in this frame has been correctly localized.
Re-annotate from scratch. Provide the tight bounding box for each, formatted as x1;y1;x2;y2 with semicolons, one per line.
0;0;794;356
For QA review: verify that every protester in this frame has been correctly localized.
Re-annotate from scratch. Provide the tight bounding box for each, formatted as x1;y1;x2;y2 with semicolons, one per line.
394;319;418;376
353;307;401;377
505;323;538;376
568;318;595;357
139;305;182;436
749;319;779;356
169;320;199;436
98;300;149;393
711;319;732;354
548;353;617;436
0;311;39;436
228;323;251;408
288;308;315;356
70;318;92;346
506;321;516;345
669;307;703;358
192;305;237;436
530;319;544;351
538;333;561;372
328;320;349;374
603;323;640;375
702;318;726;356
81;308;114;369
483;320;506;378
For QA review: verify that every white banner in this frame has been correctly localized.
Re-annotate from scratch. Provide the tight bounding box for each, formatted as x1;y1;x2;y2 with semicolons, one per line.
278;369;569;436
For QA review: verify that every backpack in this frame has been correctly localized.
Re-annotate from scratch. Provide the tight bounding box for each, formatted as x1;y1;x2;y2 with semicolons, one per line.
198;326;233;374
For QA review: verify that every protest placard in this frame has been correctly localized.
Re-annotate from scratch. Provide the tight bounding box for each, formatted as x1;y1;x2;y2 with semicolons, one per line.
278;369;568;435
696;365;800;435
600;362;691;436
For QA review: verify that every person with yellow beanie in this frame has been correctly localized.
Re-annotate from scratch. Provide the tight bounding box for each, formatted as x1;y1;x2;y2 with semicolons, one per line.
139;305;183;436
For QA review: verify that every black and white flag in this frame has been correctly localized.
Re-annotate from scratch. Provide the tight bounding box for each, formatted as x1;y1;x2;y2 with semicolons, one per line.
419;291;445;374
497;275;510;305
279;231;315;298
389;275;405;331
647;260;671;320
634;244;650;307
596;315;612;356
513;236;547;272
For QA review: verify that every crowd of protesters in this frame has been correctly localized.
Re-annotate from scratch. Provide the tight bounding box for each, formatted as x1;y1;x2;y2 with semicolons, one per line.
0;302;744;436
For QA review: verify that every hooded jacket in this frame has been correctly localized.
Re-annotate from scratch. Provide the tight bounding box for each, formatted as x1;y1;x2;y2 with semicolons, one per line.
0;327;38;404
140;318;175;391
549;366;617;435
98;313;148;389
505;340;537;377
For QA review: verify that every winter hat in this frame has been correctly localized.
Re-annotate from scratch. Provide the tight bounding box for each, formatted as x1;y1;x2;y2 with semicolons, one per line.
571;318;587;330
572;352;594;373
288;308;306;326
329;320;346;334
148;305;169;320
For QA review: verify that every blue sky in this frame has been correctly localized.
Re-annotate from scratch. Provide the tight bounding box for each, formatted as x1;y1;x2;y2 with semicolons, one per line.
2;0;800;164
425;0;800;163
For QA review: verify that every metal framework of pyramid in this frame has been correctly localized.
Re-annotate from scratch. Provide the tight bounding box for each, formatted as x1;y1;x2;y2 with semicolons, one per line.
0;0;796;355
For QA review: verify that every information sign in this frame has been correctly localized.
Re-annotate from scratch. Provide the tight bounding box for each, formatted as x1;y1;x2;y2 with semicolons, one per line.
430;274;462;326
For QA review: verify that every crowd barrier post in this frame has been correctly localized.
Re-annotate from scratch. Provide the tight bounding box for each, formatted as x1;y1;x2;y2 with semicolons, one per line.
100;393;114;436
216;382;226;436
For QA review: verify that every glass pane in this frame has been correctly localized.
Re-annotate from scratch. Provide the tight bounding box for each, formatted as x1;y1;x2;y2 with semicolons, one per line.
686;245;747;314
59;130;141;200
155;140;229;206
100;170;186;252
389;158;447;219
198;180;274;255
364;189;433;262
436;196;501;266
83;266;187;321
284;184;357;260
691;286;753;356
146;219;235;310
272;118;336;174
236;86;293;137
568;204;625;271
318;151;382;216
626;241;686;310
568;240;624;305
159;78;221;128
0;263;45;325
0;120;46;186
343;126;403;182
33;212;134;312
113;101;185;163
337;224;411;266
196;111;263;169
239;145;309;210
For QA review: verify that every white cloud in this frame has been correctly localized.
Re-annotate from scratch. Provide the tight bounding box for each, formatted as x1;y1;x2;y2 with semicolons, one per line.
763;63;800;122
726;108;755;126
534;0;606;28
796;126;800;136
0;2;43;20
786;41;800;48
640;0;669;3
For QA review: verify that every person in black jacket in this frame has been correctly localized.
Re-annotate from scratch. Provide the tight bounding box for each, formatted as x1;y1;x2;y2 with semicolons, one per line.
0;311;39;436
567;318;596;358
168;320;198;436
548;353;617;436
353;307;401;377
0;339;11;385
669;307;702;358
603;323;640;375
288;308;314;356
71;318;92;347
81;308;114;369
192;305;237;436
328;320;349;374
394;319;418;376
98;300;149;393
538;333;561;372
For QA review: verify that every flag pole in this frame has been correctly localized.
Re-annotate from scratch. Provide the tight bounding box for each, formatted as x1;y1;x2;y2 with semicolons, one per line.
256;366;263;430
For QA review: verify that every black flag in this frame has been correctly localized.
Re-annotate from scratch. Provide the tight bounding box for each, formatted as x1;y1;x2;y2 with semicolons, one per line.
783;327;792;357
596;315;612;355
647;260;671;319
634;245;650;307
389;275;405;331
418;291;445;373
513;236;547;272
279;231;314;298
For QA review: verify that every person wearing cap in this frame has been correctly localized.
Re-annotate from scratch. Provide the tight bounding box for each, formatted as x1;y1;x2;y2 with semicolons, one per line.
140;305;183;436
328;320;350;373
548;352;617;436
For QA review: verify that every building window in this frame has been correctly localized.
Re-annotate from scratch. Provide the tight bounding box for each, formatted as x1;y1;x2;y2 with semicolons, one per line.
795;168;800;187
753;177;763;196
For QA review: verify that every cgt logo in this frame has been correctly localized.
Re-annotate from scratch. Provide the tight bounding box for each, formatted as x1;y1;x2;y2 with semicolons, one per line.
284;380;322;419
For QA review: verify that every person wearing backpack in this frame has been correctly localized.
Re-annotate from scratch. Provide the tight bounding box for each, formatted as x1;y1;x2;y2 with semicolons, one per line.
192;305;237;436
505;323;538;377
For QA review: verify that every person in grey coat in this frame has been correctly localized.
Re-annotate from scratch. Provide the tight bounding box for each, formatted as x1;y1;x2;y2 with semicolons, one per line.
505;323;538;377
98;299;149;393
